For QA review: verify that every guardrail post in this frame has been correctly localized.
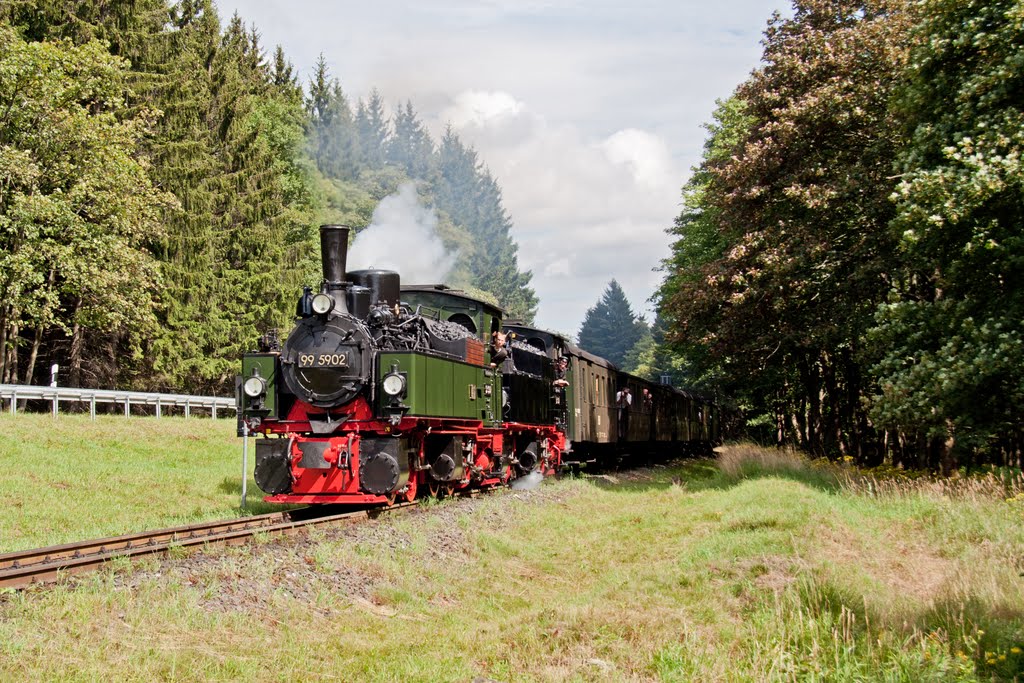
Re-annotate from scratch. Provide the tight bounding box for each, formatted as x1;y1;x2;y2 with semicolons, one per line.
212;403;217;420
90;396;96;421
156;399;161;418
9;392;15;416
124;397;130;418
51;394;57;418
185;400;190;419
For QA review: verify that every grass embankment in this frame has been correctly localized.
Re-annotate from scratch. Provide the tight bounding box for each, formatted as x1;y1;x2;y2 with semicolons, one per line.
0;413;273;552
2;443;1024;681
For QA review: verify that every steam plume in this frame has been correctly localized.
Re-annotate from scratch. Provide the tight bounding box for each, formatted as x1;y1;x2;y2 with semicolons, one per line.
348;183;458;283
511;471;544;491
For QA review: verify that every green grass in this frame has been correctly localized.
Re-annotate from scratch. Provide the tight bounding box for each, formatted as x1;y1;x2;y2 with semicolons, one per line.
2;442;1023;680
0;413;279;552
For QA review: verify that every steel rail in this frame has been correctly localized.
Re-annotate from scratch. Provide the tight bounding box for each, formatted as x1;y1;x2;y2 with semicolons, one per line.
0;503;418;590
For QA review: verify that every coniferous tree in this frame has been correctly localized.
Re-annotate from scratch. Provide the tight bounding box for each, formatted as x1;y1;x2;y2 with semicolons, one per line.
271;45;298;92
436;128;538;322
577;280;646;367
354;89;389;169
469;170;537;321
159;12;319;390
437;127;481;224
306;54;359;180
387;100;435;180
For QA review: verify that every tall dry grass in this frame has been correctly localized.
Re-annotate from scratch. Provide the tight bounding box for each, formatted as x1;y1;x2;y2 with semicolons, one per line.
840;466;1024;503
718;441;1024;503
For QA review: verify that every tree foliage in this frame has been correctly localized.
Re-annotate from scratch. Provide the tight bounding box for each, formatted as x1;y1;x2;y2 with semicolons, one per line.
578;280;647;368
434;127;538;321
306;65;537;322
660;0;915;459
660;0;1024;468
868;0;1024;461
0;24;172;387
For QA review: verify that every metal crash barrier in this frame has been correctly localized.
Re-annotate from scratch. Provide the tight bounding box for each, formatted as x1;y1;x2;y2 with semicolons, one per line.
0;384;236;420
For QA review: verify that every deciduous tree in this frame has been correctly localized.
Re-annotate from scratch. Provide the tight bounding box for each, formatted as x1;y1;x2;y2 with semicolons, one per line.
868;0;1024;466
0;26;172;386
660;0;914;458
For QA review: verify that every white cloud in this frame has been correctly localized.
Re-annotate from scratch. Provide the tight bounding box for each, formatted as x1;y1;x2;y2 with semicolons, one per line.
427;90;680;332
600;128;675;189
543;256;572;278
440;90;525;128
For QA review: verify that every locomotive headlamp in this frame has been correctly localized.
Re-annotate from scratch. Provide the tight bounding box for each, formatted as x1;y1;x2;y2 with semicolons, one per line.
311;293;334;315
243;374;266;398
382;372;406;397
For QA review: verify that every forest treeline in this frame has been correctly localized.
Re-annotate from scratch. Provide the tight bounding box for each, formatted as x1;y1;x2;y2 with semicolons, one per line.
658;0;1024;470
0;0;536;394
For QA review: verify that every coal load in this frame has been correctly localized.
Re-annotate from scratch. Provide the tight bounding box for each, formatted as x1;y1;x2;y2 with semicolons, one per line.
511;340;543;355
425;319;475;359
510;339;546;377
426;319;474;341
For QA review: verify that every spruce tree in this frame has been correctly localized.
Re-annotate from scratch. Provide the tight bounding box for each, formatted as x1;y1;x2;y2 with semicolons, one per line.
387;100;435;180
354;89;389;169
577;280;645;367
436;128;537;322
306;55;358;180
469;170;537;322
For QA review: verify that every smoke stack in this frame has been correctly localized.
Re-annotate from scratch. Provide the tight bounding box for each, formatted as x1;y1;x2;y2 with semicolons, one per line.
319;225;350;287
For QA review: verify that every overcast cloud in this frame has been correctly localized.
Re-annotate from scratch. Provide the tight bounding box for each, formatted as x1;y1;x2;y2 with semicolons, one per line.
224;0;791;336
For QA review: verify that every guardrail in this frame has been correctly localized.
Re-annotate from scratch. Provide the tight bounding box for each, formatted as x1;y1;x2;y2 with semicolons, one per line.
0;384;236;420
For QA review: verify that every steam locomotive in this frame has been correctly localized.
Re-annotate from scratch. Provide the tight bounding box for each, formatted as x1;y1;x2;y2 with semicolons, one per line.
237;225;720;505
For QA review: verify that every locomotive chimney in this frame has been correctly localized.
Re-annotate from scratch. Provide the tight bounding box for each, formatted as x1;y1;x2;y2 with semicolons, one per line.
319;224;350;287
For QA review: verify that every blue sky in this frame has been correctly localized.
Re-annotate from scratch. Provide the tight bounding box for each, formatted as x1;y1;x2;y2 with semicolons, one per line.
224;0;792;336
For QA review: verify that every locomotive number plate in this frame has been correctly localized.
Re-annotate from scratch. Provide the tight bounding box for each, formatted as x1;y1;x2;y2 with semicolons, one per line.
298;353;349;368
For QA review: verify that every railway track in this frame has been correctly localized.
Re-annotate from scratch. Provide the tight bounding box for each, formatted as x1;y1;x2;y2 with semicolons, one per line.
0;502;418;590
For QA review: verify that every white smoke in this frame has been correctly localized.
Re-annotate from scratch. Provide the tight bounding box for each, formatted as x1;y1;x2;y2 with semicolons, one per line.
348;183;458;283
510;471;544;491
